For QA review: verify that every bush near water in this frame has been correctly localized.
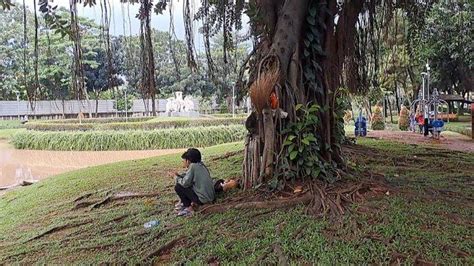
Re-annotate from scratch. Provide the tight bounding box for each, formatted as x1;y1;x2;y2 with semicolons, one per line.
11;125;247;151
26;117;245;131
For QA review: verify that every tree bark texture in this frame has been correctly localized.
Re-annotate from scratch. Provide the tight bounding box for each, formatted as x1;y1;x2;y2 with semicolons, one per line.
243;0;367;189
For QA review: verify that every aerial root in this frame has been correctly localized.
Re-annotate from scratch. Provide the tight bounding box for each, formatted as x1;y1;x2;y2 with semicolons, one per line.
72;192;160;210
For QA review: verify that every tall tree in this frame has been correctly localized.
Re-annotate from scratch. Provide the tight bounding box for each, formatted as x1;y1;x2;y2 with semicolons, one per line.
138;0;157;116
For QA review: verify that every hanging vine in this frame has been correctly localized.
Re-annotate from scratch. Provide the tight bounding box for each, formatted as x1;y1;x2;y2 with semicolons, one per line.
168;0;181;81
22;0;28;104
102;0;114;95
33;0;39;106
202;0;215;82
183;0;198;72
138;0;157;116
69;0;87;103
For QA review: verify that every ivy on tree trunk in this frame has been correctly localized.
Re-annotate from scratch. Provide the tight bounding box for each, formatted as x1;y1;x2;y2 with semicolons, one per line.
243;0;368;188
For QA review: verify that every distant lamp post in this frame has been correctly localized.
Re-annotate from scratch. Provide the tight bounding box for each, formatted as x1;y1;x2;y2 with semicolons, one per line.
124;89;128;122
120;75;129;122
15;90;20;120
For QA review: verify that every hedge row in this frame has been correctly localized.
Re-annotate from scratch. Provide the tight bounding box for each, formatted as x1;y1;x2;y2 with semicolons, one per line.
444;123;472;137
11;125;247;151
0;120;24;129
25;118;246;131
44;117;154;124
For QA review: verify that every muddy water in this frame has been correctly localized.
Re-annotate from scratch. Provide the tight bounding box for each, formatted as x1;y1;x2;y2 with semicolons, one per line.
0;141;183;188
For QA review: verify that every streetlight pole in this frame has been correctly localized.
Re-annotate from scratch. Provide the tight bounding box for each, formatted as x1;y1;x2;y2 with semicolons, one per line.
15;91;20;120
124;88;128;122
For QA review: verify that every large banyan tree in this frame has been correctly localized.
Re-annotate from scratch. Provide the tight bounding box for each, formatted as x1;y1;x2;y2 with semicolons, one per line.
1;0;429;186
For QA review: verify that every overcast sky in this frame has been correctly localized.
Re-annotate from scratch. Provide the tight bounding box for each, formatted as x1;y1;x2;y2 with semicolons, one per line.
17;0;251;51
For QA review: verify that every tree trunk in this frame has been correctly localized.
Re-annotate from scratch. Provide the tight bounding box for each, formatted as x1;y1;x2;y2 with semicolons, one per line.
33;0;39;105
388;97;393;124
144;4;157;116
139;0;157;116
395;83;401;114
243;0;366;188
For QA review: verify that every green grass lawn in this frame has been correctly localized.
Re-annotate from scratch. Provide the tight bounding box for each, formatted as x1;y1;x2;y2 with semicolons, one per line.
445;121;472;137
0;120;23;130
0;128;25;140
0;140;472;264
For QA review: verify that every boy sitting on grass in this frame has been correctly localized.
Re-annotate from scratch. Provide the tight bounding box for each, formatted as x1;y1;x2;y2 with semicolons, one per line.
174;148;215;217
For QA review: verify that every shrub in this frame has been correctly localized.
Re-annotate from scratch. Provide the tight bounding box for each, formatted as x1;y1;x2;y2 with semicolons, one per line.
398;105;410;131
25;118;246;131
25;123;95;131
45;117;153;124
371;105;385;130
11;125;247;151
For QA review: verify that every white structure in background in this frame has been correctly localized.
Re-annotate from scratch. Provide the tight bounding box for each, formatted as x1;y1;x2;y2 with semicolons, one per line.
164;91;199;117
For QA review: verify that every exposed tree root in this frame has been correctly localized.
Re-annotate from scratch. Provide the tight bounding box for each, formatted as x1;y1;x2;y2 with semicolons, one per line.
0;180;36;191
209;150;243;161
305;179;391;218
90;196;112;210
200;177;391;219
26;220;91;242
252;247;272;265
273;244;288;265
73;192;94;202
199;193;313;214
145;235;187;260
72;192;160;210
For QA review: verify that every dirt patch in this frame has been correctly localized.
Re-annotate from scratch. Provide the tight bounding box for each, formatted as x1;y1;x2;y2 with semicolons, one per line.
367;130;473;152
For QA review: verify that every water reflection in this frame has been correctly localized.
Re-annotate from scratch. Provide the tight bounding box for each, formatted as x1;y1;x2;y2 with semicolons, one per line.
0;141;183;188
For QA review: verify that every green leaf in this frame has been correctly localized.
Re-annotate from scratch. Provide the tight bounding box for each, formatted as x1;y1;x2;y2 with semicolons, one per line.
308;104;320;113
288;144;295;153
303;49;310;57
295;104;303;111
288;135;296;141
283;139;293;146
302;138;310;145
312;169;321;178
289;151;298;161
307;16;316;26
306;134;317;142
309;7;317;17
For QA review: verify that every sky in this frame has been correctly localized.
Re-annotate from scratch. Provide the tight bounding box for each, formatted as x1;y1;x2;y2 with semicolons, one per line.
16;0;250;51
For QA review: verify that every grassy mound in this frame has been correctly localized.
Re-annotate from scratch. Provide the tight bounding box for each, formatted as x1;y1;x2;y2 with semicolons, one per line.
11;125;246;150
0;140;472;264
26;118;245;131
445;122;472;137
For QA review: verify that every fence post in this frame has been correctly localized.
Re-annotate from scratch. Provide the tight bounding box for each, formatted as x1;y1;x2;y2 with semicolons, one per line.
471;103;473;139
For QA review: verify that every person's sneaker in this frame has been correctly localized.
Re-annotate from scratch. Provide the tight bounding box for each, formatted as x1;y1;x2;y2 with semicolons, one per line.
177;208;193;217
174;202;184;211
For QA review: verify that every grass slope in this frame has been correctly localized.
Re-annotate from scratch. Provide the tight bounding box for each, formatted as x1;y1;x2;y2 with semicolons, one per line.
0;140;472;264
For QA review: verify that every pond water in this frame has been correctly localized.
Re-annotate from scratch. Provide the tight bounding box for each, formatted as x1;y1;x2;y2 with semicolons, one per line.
0;141;183;188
